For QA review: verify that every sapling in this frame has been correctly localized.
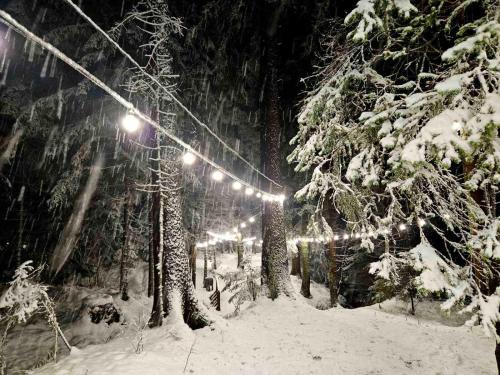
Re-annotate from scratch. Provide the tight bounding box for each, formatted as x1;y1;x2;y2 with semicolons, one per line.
0;261;70;374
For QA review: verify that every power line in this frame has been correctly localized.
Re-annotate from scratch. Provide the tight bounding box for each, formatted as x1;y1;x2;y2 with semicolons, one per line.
60;0;283;190
0;9;281;200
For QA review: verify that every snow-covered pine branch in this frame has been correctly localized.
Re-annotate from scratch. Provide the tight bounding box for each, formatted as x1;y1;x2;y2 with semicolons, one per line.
289;0;500;337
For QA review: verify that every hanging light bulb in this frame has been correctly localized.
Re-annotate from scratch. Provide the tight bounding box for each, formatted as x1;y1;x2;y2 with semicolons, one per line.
256;192;262;198
249;217;255;223
240;222;247;228
211;170;224;182
245;187;254;196
333;235;339;241
121;113;141;133
399;223;407;231
343;234;349;240
182;151;196;165
232;181;242;190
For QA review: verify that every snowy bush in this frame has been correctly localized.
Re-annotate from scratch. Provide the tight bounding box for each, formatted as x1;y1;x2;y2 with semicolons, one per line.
369;250;419;312
221;256;260;315
0;261;61;374
370;242;465;314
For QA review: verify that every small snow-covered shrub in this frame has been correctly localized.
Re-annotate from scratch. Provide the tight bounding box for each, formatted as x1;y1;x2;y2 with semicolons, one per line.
221;257;260;315
0;261;61;374
369;251;419;312
130;313;148;354
370;242;464;315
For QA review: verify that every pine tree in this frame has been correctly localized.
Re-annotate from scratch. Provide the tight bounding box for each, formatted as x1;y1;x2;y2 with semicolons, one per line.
115;0;208;329
289;0;500;359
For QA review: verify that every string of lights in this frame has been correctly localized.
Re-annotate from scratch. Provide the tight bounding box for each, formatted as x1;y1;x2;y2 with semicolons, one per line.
60;0;283;190
196;212;262;248
0;10;285;204
288;219;427;244
196;236;258;249
197;216;426;249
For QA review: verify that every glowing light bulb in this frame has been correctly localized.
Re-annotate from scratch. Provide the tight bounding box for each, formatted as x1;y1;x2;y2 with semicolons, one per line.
343;234;349;240
121;113;141;133
399;224;407;231
240;222;247;228
256;192;262;198
245;187;254;195
355;233;361;239
418;218;426;227
333;235;339;241
249;217;255;223
232;181;242;190
211;170;224;181
182;152;196;165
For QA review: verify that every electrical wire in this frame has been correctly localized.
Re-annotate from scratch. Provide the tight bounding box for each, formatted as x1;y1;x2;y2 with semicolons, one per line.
0;9;280;199
60;0;283;190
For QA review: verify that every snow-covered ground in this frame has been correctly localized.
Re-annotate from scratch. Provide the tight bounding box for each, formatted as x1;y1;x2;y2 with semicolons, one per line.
29;252;496;374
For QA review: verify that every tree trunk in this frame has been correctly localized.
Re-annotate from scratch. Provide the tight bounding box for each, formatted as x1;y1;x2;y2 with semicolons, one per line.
161;149;207;329
290;251;300;276
189;242;196;288
409;291;415;315
149;131;163;328
16;186;25;268
236;234;243;268
119;188;132;301
147;194;154;297
496;321;500;375
299;240;311;298
212;247;217;270
203;247;208;282
327;239;337;307
260;0;291;299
